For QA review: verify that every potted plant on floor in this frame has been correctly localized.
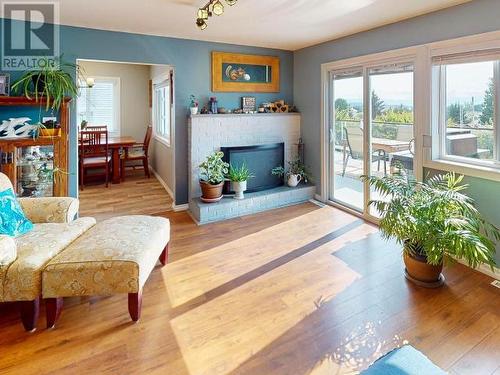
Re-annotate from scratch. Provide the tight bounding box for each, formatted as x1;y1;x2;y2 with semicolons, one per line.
228;163;254;200
199;151;229;203
363;171;499;288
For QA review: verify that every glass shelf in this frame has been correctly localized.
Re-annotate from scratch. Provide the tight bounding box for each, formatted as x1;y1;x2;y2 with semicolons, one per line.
16;145;55;197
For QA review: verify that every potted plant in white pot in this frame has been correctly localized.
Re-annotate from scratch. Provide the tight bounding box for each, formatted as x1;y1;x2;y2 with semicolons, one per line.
199;151;229;203
228;163;254;200
189;94;199;115
272;159;310;187
363;171;499;288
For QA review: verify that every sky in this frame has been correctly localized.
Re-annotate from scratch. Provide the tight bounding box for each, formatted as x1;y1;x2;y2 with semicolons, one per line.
333;61;494;107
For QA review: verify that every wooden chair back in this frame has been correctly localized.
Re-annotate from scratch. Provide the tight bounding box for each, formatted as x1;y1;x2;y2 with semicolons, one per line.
79;129;109;159
85;125;108;132
142;126;153;156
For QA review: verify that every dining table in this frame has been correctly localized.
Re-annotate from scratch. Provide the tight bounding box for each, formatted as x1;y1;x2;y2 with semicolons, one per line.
107;136;137;184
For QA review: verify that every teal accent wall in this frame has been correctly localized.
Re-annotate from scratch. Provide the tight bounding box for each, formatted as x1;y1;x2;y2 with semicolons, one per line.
0;20;294;203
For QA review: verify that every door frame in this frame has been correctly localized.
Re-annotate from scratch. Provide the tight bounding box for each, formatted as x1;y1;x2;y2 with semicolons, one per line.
320;45;426;222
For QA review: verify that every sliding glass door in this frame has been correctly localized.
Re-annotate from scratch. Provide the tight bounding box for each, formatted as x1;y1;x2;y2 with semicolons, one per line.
368;63;414;217
328;70;364;211
327;62;415;220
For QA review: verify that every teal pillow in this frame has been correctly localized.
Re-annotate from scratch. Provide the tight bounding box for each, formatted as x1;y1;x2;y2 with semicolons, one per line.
0;188;33;237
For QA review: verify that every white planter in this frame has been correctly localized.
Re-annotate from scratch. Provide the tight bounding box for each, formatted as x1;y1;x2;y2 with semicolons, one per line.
287;174;302;187
190;106;199;115
232;180;247;200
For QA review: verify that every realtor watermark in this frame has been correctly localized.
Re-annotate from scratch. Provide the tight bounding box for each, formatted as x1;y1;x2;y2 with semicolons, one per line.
1;1;60;70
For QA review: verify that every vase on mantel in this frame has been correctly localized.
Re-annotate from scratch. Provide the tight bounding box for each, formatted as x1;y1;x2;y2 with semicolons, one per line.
190;106;199;115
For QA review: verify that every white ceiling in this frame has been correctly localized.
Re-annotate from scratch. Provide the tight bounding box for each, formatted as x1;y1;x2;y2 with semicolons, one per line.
21;0;474;50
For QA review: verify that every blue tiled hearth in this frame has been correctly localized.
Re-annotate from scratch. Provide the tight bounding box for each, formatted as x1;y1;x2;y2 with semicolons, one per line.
189;184;316;224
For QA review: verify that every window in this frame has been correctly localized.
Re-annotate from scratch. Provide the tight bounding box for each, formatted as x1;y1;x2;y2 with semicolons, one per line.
153;79;171;146
433;52;500;167
77;77;120;135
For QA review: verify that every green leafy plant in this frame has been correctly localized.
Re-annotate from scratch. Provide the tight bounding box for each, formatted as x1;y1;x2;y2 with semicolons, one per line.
363;172;499;269
199;151;229;185
11;56;81;111
228;163;254;182
272;159;311;183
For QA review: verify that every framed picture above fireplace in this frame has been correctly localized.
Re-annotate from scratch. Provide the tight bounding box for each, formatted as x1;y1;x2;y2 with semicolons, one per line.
212;52;280;93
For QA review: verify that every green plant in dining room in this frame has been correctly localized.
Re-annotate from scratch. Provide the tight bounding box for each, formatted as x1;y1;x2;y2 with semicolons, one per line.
363;171;499;287
11;56;81;112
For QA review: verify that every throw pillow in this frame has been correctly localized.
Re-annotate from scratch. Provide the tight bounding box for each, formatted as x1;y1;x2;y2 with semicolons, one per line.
0;188;33;236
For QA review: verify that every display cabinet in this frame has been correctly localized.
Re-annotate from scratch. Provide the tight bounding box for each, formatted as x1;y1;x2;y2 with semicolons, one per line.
0;97;70;197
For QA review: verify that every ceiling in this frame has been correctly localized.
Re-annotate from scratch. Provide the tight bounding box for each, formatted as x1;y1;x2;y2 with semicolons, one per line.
13;0;473;50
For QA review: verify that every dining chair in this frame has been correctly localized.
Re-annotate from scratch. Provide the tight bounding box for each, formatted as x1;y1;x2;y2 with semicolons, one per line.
79;128;111;189
342;126;387;177
120;126;152;181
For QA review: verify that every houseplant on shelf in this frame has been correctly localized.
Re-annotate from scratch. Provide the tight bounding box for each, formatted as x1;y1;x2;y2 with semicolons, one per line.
228;163;254;200
11;56;81;112
272;159;310;187
189;95;199;115
38;119;61;137
199;151;229;203
363;171;499;288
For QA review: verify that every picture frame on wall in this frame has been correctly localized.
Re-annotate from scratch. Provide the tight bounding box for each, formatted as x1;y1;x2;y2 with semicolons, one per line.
212;52;280;93
0;74;10;96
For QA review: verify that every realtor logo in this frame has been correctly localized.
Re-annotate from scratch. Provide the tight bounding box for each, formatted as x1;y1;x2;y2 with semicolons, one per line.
1;1;60;70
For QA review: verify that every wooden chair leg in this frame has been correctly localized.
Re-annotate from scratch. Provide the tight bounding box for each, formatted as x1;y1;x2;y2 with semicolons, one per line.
19;297;40;332
159;242;169;266
121;159;125;182
143;158;150;178
128;290;143;322
45;297;63;329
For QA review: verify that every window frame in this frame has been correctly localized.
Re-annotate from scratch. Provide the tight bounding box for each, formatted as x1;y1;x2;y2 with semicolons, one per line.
152;79;172;147
432;57;500;169
77;76;121;136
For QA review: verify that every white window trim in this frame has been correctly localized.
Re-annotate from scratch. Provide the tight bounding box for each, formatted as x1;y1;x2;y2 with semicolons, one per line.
425;34;500;182
152;78;172;147
319;30;500;206
77;76;121;136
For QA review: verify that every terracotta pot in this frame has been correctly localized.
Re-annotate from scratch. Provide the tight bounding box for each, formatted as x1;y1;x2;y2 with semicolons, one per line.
200;180;224;201
39;128;61;137
403;252;444;288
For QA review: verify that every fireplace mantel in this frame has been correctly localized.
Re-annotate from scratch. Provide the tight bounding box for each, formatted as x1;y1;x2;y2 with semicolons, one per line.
188;113;301;201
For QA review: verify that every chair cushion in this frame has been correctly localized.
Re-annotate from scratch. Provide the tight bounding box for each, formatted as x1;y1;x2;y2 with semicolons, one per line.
0;217;96;302
83;156;111;165
42;215;170;298
127;148;145;158
0;188;33;237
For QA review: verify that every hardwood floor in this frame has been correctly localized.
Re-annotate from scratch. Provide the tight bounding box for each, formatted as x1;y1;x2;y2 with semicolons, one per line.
0;203;499;374
79;169;173;221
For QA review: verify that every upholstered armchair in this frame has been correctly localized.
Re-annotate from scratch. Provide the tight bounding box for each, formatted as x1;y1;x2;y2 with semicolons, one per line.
0;173;96;331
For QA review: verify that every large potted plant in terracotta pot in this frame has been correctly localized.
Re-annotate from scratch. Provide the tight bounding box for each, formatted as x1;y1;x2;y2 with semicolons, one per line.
199;151;229;203
363;172;499;288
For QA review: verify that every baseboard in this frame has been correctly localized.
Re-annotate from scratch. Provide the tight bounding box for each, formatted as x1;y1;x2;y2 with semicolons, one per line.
314;193;324;202
455;258;500;280
150;168;174;200
173;203;189;212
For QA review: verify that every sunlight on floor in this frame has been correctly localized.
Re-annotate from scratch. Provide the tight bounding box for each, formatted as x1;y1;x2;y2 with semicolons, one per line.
166;207;379;375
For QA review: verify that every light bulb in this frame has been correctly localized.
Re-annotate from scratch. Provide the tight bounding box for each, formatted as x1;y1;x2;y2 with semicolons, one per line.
212;0;224;16
196;18;208;30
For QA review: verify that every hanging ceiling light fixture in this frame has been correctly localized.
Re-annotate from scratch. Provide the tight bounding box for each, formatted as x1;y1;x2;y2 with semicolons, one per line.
195;0;237;30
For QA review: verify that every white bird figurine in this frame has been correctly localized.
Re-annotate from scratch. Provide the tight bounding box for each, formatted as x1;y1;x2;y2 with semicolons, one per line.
0;117;36;138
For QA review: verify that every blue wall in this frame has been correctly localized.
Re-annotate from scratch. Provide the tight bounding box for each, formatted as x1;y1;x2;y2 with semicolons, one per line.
1;20;294;203
294;0;500;264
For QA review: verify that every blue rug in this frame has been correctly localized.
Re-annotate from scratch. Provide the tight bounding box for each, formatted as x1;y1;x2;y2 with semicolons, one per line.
361;345;447;375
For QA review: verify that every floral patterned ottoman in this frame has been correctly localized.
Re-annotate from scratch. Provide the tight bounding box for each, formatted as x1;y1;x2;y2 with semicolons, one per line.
42;215;170;328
